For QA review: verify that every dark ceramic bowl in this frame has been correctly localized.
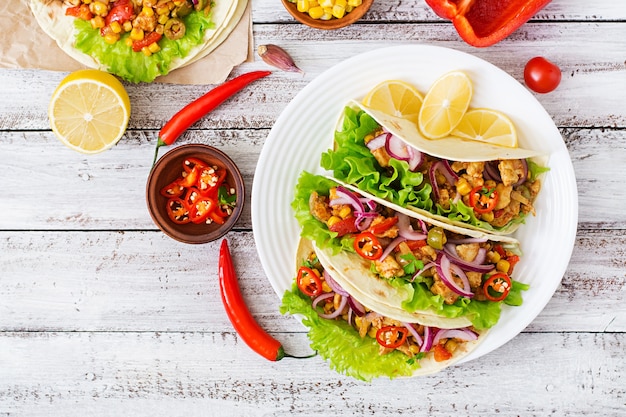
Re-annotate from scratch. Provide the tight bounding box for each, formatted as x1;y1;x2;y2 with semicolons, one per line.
281;0;373;30
146;144;244;244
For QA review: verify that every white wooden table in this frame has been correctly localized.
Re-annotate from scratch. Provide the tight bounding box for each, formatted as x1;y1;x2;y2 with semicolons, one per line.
1;1;625;415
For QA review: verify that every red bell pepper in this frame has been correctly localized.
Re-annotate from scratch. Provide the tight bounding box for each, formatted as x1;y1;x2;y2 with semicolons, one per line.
425;0;551;47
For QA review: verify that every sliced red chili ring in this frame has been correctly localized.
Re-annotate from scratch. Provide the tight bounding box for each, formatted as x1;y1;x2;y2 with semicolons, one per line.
483;272;512;302
375;326;408;349
353;232;383;260
296;266;323;297
166;198;191;224
189;197;216;224
469;185;499;214
197;166;227;196
160;180;185;198
178;165;201;188
183;157;208;173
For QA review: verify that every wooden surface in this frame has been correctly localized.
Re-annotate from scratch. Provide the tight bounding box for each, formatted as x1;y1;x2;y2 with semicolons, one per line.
1;0;625;415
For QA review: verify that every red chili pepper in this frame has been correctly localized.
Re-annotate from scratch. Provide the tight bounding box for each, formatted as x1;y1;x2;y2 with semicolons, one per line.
375;326;408;349
328;217;359;237
218;239;285;361
296;266;323;297
483;272;512;302
368;216;398;235
160;180;185;198
166;198;191;224
469;185;499;214
353;232;384;260
424;0;551;47
189;197;216;224
152;71;271;165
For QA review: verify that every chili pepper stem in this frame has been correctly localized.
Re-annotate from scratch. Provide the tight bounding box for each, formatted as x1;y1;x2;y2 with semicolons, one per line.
283;351;318;359
152;138;167;167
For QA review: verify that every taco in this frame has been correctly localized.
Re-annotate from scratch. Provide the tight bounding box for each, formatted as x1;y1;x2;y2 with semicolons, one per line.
320;101;550;235
280;238;486;381
292;172;529;331
28;0;247;83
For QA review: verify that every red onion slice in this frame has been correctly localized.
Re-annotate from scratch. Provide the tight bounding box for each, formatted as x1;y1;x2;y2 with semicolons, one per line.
348;296;366;317
380;236;406;261
385;133;411;161
429;162;441;202
484;161;502;182
407;146;425;171
365;132;389;151
318;294;348;319
443;244;494;273
402;323;423;346
312;292;334;310
412;261;435;281
324;269;350;297
435;253;474;298
397;213;427;241
512;159;529;187
432;328;478;345
420;326;434;352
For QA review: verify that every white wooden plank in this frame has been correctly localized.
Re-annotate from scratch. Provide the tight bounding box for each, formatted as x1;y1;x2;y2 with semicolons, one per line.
1;23;625;130
0;331;623;415
1;128;624;230
1;230;624;333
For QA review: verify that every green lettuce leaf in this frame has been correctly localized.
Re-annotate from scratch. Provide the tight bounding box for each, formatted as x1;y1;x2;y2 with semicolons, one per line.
280;284;421;381
73;11;215;83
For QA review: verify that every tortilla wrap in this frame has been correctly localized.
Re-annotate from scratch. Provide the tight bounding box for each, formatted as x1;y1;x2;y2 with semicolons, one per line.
284;238;485;379
322;102;548;235
28;0;246;82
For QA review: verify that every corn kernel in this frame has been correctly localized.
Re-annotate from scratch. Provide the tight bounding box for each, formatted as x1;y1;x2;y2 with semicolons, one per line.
322;282;332;293
158;14;170;24
142;6;155;16
367;326;378;339
90;15;105;29
156;4;170;14
456;177;472;195
320;7;333;19
332;4;345;18
141;46;152;56
109;21;122;33
319;0;333;7
103;32;120;44
296;0;309;12
337;205;352;219
347;0;361;6
481;211;494;222
345;4;354;12
327;215;342;228
83;0;92;4
148;42;161;53
90;1;108;16
125;37;134;47
155;24;165;35
409;345;421;354
487;250;501;263
123;21;133;32
496;259;511;273
130;27;144;41
308;6;324;19
335;0;347;7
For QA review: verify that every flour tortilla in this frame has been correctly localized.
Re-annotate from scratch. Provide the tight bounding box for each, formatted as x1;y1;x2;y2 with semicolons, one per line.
295;238;485;376
28;0;246;79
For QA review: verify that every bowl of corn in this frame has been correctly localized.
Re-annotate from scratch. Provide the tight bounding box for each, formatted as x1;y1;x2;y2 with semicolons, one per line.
281;0;373;30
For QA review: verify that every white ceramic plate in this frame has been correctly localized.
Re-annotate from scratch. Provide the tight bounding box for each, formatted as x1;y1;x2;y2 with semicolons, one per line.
251;45;578;366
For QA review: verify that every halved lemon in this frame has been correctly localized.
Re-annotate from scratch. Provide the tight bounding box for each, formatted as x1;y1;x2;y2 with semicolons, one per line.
362;80;424;125
451;108;518;148
48;69;131;154
418;71;472;139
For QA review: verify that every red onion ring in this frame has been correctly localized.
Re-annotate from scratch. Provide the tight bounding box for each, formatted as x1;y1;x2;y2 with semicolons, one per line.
512;159;529;187
365;132;389;151
324;269;349;297
420;326;434;352
318;294;348;319
402;323;423;346
412;261;435;281
380;236;406;261
484;161;502;182
432;328;478;345
435;253;474;298
385;133;411;161
348;296;366;317
407;146;425;171
443;243;494;273
312;292;334;310
397;213;427;241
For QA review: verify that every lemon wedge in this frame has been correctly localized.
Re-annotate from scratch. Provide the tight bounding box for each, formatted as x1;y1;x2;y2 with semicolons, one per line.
48;69;131;154
418;71;472;139
451;108;518;148
362;80;424;125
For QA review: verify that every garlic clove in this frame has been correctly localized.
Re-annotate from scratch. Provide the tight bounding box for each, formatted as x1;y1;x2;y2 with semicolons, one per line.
257;44;304;74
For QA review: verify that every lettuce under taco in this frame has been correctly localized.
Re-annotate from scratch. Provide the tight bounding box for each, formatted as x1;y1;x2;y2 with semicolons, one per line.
280;238;486;381
320;103;549;235
292;172;529;331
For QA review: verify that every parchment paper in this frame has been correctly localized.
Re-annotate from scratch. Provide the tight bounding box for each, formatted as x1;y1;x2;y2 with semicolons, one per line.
1;1;252;85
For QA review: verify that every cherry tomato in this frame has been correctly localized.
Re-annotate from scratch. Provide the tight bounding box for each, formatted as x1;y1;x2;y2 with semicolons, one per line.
524;57;562;94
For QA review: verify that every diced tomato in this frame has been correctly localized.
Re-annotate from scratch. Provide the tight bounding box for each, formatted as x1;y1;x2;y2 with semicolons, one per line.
403;239;427;251
105;0;135;25
369;216;398;235
433;344;452;362
328;217;358;237
66;4;93;20
132;31;163;52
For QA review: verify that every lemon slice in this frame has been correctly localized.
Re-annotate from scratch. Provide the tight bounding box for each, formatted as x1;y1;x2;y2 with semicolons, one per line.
362;80;424;125
48;69;131;154
418;71;472;139
451;108;518;148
